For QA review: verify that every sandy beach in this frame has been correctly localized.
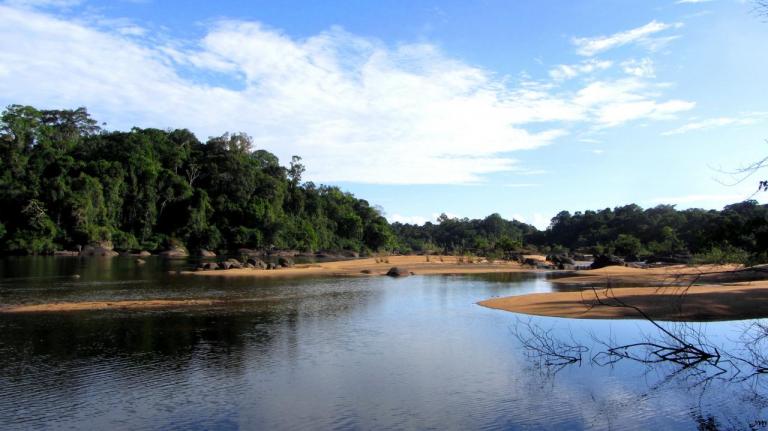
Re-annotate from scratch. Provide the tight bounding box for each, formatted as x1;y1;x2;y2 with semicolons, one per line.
183;255;537;278
549;264;748;286
480;264;768;321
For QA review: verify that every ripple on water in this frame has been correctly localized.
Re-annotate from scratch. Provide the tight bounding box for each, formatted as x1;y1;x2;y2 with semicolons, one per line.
0;265;766;430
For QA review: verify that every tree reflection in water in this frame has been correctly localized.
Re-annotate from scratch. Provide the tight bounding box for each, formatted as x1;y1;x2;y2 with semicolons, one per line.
513;305;768;430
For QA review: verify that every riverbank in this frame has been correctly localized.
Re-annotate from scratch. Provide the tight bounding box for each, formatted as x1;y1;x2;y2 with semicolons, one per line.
550;264;747;286
181;255;539;278
0;299;224;313
480;264;768;321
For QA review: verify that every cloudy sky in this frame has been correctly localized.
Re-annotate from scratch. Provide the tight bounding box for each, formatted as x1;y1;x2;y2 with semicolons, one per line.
1;0;766;228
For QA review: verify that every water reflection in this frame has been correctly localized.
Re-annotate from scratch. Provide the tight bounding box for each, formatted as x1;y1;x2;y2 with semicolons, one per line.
1;258;767;429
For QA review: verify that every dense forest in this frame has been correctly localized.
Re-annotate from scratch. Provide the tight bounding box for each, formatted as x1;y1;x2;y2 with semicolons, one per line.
1;105;766;264
0;105;393;255
393;202;768;264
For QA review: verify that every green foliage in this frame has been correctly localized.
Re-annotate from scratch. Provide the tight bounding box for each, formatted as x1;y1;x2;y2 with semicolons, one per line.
111;231;139;251
693;245;750;265
391;212;535;257
396;202;768;263
0;105;396;255
4;104;767;261
526;202;768;262
612;234;644;259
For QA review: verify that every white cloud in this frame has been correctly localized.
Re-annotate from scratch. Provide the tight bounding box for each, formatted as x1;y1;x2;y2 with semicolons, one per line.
573;20;682;56
574;78;694;127
548;59;612;81
662;112;768;135
115;25;146;36
0;5;695;185
510;212;552;228
531;213;551;230
676;0;712;4
621;58;655;78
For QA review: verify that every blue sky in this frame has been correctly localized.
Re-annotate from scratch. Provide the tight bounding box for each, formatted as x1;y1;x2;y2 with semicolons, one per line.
1;0;766;228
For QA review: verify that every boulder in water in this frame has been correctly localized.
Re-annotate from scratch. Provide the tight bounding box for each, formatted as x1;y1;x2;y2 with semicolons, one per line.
80;242;119;257
386;267;411;277
159;246;189;259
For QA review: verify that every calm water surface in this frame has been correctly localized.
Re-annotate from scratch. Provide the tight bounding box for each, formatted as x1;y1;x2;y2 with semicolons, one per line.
0;257;766;430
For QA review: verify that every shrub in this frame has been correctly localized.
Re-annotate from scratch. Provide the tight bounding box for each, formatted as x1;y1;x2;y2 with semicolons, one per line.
693;245;750;265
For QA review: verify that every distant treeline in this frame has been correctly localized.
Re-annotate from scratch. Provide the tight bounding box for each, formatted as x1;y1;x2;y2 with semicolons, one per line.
393;202;768;265
1;105;766;264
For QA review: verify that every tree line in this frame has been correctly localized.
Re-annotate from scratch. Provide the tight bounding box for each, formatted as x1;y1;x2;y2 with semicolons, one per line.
0;105;393;254
534;202;768;264
1;105;765;264
394;202;768;265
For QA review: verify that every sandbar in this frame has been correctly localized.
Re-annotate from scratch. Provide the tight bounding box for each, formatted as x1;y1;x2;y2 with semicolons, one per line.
550;264;746;286
0;299;224;313
480;280;768;321
183;255;538;278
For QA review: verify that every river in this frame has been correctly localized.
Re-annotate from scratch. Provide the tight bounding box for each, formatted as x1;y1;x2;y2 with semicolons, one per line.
0;257;765;430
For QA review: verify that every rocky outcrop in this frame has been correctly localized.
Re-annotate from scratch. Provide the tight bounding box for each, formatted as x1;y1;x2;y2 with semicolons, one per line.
198;249;216;258
247;258;266;269
523;258;538;267
590;254;625;270
269;250;300;257
225;258;242;269
278;257;294;268
159;246;189;259
547;254;575;265
80;242;118;257
386;267;412;277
